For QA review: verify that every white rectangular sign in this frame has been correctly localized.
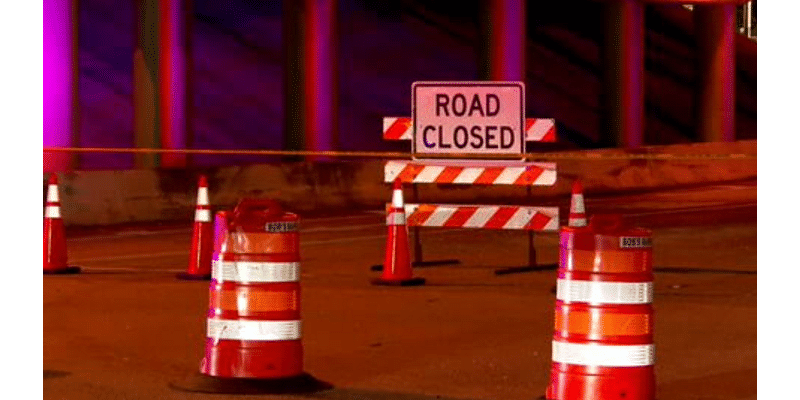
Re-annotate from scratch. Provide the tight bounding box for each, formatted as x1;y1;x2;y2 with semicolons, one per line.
412;82;525;157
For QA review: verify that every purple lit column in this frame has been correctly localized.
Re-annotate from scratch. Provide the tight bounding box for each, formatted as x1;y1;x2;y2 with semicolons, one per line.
483;0;526;81
304;0;338;153
159;0;192;167
44;0;79;172
694;4;736;142
602;0;645;148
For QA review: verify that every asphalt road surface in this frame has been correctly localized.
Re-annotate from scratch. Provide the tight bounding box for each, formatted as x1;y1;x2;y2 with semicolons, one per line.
44;180;756;400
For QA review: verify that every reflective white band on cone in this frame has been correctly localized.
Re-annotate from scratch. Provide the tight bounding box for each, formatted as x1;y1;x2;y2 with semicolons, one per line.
47;185;59;202
213;260;300;283
386;209;405;225
568;216;587;227
196;187;209;206
392;189;404;208
552;341;655;367
207;318;301;341
195;209;211;222
45;205;61;219
556;279;653;304
570;195;585;214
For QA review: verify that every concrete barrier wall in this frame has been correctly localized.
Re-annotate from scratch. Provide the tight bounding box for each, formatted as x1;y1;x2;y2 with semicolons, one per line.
50;140;756;226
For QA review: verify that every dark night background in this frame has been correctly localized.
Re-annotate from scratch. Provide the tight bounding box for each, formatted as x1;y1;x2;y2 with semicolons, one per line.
76;0;756;169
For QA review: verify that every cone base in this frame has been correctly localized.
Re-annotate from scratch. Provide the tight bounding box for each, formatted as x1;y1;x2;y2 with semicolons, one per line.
44;266;81;275
169;372;332;395
371;277;426;286
176;272;212;281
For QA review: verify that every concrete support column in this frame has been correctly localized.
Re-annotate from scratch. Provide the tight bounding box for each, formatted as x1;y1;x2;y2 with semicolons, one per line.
134;0;161;168
159;0;192;167
43;0;79;172
134;0;192;169
284;0;338;155
481;0;526;81
694;4;736;143
602;0;645;149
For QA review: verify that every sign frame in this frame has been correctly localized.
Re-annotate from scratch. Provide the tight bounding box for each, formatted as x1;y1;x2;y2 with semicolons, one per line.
411;81;526;160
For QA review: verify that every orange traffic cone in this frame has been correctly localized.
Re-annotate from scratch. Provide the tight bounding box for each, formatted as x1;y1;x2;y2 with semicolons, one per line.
371;179;425;286
178;175;213;280
568;180;587;227
44;174;79;274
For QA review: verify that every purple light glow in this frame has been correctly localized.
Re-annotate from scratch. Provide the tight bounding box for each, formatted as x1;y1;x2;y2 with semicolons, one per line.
43;0;76;172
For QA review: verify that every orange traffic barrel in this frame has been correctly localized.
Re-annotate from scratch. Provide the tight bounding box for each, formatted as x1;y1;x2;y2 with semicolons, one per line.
546;214;655;400
172;199;329;394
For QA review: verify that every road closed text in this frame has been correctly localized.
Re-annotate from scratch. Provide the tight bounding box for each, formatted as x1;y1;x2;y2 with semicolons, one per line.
413;83;524;156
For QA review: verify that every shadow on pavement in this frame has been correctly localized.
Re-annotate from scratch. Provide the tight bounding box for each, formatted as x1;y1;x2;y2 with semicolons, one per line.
43;370;71;379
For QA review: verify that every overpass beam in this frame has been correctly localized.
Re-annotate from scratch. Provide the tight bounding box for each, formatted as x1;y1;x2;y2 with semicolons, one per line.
44;0;79;172
694;4;736;143
602;0;645;149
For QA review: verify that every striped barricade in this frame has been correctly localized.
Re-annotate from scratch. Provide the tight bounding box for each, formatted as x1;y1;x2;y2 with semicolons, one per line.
385;159;557;186
383;116;557;143
403;203;559;232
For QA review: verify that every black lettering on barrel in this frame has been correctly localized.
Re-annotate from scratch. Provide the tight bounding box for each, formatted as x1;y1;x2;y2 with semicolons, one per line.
453;126;468;148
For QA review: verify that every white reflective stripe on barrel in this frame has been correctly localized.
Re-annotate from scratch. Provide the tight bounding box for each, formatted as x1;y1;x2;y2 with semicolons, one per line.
195;209;211;222
45;205;61;219
386;210;405;225
212;260;300;283
556;279;653;304
47;185;59;202
207;318;301;341
552;341;655;367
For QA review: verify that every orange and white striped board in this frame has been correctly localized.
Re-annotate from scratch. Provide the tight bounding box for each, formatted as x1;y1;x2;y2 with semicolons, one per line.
383;117;557;143
401;203;559;232
384;159;556;186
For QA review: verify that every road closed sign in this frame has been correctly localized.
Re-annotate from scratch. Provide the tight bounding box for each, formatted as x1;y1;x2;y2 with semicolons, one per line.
412;81;525;157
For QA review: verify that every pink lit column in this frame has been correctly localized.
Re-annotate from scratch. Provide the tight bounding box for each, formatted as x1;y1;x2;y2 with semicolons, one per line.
602;0;645;148
694;4;736;142
44;0;79;172
304;0;338;153
486;0;526;81
159;0;192;167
